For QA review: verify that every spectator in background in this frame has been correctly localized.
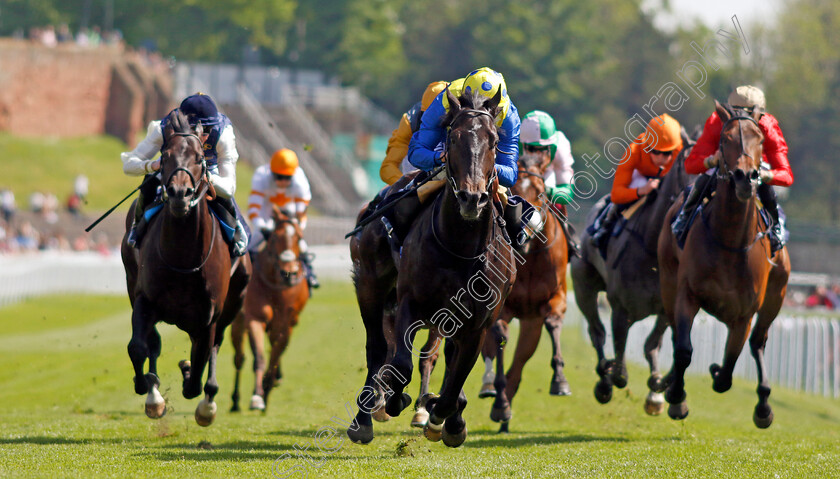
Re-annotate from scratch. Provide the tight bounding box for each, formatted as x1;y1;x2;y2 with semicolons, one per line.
56;24;73;43
29;191;45;213
825;284;840;310
40;25;57;48
14;222;40;252
76;27;90;48
42;192;59;224
1;189;16;223
74;174;89;203
805;286;835;309
67;194;82;217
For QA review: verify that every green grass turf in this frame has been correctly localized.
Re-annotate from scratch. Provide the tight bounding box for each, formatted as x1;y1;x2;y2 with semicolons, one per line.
0;283;838;478
0;133;255;215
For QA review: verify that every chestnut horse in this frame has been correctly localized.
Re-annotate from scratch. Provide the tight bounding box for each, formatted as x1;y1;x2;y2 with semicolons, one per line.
230;206;309;412
121;110;251;426
571;128;692;415
657;101;790;427
481;147;571;433
347;88;516;447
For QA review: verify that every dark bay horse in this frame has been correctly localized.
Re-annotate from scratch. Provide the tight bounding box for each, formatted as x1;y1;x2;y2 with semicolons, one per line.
657;101;790;427
120;110;251;426
481;147;571;433
348;88;516;447
230;206;309;412
349;174;443;430
571;128;692;415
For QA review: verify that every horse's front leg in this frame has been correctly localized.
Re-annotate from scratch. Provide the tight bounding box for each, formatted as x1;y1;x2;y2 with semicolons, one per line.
497;318;543;433
664;288;699;420
383;299;417;418
127;297;166;419
262;319;292;411
194;321;220;427
544;310;571;396
643;313;669;415
609;307;630;389
489;319;511;428
181;309;215;401
709;317;751;394
230;313;246;412
425;329;487;448
248;319;268;411
412;329;441;428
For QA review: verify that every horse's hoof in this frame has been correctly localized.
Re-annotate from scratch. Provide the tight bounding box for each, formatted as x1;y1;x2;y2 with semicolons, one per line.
644;392;666;416
490;404;512;423
441;424;467;448
371;405;391;423
647;374;664;392
612;374;628;389
144;385;166;419
498;421;509;434
230;403;240;413
710;364;732;393
550;379;572;396
411;407;429;428
195;399;217;427
249;395;266;411
667;402;689;420
347;424;374;445
478;382;496;399
594;380;613;404
133;376;149;395
753;405;774;429
423;422;442;442
385;392;411;417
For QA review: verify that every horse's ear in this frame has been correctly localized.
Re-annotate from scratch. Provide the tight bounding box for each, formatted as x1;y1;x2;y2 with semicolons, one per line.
446;88;461;112
486;88;502;116
715;100;730;122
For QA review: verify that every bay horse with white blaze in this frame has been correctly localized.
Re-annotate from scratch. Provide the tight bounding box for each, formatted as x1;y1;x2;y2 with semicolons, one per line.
481;146;571;433
348;88;516;447
231;206;309;412
657;101;790;427
121;110;251;426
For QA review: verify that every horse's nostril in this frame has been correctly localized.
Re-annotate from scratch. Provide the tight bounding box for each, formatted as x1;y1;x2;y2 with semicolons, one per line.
185;188;195;197
749;170;759;181
733;170;746;181
478;192;489;206
166;186;177;198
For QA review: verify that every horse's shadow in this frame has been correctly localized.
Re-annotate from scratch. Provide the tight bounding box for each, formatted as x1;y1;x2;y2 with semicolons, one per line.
462;430;630;448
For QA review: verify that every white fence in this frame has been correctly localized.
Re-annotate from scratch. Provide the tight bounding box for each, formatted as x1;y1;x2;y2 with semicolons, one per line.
2;252;837;399
567;303;840;399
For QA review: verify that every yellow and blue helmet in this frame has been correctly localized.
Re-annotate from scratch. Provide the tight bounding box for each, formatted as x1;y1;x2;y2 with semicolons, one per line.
444;67;510;125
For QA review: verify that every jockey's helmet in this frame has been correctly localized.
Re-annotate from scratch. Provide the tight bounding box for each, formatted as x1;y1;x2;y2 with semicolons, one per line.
180;93;220;127
520;110;560;160
421;81;448;111
271;149;299;176
462;67;507;103
646;114;682;152
728;85;766;111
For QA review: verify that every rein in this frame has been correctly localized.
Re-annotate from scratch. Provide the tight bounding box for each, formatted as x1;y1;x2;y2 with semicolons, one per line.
156;214;217;274
716;114;760;187
257;219;303;289
444;108;499;195
430;193;493;261
699;198;772;253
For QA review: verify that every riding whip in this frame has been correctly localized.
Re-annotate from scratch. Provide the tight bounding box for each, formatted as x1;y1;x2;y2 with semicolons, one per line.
84;175;156;232
345;164;445;238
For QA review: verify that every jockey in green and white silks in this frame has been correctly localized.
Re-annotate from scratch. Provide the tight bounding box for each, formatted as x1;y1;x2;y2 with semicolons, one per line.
519;110;575;205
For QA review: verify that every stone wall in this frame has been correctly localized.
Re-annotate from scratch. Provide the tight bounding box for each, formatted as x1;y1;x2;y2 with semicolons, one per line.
0;39;172;146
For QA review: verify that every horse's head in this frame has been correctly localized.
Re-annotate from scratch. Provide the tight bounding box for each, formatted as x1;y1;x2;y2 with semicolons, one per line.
265;205;303;287
514;144;551;203
160;110;209;217
715;100;764;202
443;88;502;220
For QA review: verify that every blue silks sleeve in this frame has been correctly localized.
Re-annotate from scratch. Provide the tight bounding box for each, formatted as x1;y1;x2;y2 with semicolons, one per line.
495;102;520;187
407;94;447;171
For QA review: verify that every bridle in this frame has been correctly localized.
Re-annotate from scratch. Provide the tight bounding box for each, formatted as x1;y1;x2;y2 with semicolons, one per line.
444;108;499;195
716;114;761;189
258;218;304;289
162;132;209;209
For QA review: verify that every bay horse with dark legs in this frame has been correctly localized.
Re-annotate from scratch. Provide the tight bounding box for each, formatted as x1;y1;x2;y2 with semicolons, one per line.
348;88;516;447
571;128;692;415
480;147;571;433
656;101;790;427
230;206;309;412
121;109;251;426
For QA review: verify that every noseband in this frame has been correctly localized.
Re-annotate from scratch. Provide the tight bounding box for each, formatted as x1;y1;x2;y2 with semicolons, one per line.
162;132;208;208
717;114;760;187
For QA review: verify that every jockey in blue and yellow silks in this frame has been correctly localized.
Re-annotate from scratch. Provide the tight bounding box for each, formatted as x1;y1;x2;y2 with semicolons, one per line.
407;67;520;188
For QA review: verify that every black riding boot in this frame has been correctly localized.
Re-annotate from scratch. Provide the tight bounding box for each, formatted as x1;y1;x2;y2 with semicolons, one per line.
300;251;320;289
562;220;580;258
127;174;161;248
210;196;248;257
758;183;785;253
589;204;617;255
386;189;423;243
672;174;714;247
